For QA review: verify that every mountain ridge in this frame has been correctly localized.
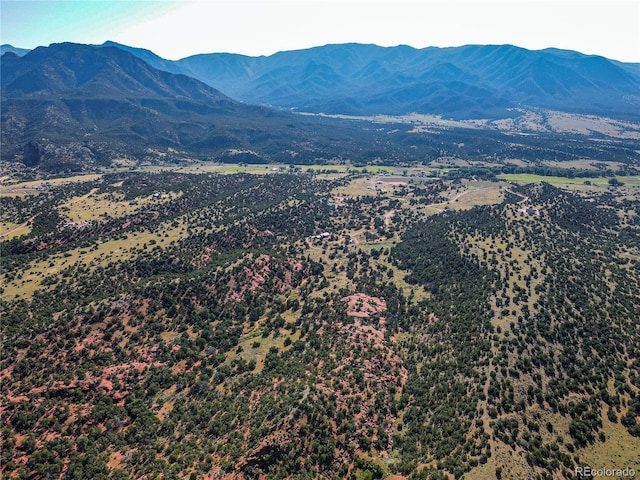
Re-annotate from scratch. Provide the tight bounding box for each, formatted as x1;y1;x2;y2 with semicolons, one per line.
1;42;232;102
2;41;639;172
6;41;639;119
96;41;640;119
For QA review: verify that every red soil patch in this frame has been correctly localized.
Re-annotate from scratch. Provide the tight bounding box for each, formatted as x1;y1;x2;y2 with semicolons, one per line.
107;451;124;470
225;255;303;304
28;379;91;395
74;329;104;352
99;378;113;392
102;361;163;376
4;394;29;403
340;293;387;317
42;431;62;442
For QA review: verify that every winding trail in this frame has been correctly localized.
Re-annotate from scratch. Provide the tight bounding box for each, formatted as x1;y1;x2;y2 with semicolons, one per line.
0;215;38;239
502;188;529;203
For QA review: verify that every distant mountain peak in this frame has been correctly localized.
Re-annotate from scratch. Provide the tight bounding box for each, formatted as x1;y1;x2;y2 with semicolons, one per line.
99;40;164;59
0;42;278;167
1;42;230;102
1;44;30;57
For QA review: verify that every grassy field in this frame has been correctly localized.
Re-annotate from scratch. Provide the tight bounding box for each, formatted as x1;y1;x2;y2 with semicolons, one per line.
177;163;287;174
578;402;640;470
447;183;504;210
226;328;300;374
0;221;32;240
332;177;380;197
308;164;402;173
0;219;190;300
0;174;103;190
500;173;640;187
540;159;626;170
60;190;182;223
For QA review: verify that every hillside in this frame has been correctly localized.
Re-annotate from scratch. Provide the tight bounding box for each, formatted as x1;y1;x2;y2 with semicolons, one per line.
102;42;640;119
1;167;639;479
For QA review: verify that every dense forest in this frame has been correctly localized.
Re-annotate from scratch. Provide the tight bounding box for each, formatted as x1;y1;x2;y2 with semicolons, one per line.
1;168;639;479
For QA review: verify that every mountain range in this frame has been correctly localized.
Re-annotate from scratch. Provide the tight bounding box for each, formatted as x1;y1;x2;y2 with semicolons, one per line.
0;43;380;170
102;41;640;119
4;41;639;119
1;41;639;170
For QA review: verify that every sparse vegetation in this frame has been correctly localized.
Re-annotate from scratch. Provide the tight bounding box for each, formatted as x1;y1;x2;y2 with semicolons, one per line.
2;162;639;479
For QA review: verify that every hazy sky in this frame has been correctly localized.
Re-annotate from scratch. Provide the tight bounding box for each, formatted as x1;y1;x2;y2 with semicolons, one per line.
2;0;639;62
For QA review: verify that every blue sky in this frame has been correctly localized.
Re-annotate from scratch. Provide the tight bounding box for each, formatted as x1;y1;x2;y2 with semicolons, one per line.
1;0;639;62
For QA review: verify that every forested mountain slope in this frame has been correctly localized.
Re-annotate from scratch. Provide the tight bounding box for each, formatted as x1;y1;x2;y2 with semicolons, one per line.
104;42;640;119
